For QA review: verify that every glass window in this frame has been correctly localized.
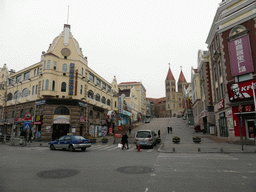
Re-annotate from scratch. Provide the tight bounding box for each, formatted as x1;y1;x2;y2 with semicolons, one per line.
23;71;30;80
96;112;100;119
80;108;84;116
88;90;94;99
47;60;51;69
20;109;25;117
34;69;36;76
35;85;38;94
95;93;100;101
102;82;106;90
101;96;106;104
30;108;34;116
44;61;46;69
54;106;70;115
107;99;111;106
62;64;68;72
216;87;219;101
45;79;49;90
32;86;34;95
22;88;30;97
61;82;66;92
220;83;224;98
89;110;93;118
39;106;43;115
107;86;111;92
14;91;21;99
7;93;12;101
218;61;222;77
96;78;101;86
53;62;57;70
80;85;83;95
89;73;94;82
214;68;217;82
52;81;55;91
81;68;84;76
16;75;21;83
37;68;39;75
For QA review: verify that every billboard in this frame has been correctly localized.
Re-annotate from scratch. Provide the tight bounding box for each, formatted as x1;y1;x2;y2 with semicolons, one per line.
228;35;254;77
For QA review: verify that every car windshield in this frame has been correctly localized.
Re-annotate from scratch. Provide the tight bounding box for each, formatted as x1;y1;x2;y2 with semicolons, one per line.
73;136;86;140
136;131;151;138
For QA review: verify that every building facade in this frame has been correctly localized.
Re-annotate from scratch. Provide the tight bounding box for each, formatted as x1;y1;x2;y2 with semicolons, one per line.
0;24;118;141
206;0;256;141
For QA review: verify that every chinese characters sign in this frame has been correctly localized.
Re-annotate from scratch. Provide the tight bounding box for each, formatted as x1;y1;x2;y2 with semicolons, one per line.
228;35;254;76
69;63;75;95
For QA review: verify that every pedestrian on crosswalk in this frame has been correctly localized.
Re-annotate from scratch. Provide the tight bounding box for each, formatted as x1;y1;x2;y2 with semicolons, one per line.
121;133;129;150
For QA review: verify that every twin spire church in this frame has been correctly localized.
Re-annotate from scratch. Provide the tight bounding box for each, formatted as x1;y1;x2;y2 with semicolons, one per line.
165;66;188;117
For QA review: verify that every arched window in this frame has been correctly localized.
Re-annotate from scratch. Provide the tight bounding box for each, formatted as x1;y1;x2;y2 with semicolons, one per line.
89;110;93;118
54;106;70;115
52;80;55;91
14;91;21;99
22;88;30;97
45;79;49;90
95;93;100;101
7;93;12;101
107;99;111;106
62;64;68;72
101;96;106;104
88;90;94;99
32;86;34;95
61;82;66;92
80;85;83;95
20;109;25;117
30;108;34;116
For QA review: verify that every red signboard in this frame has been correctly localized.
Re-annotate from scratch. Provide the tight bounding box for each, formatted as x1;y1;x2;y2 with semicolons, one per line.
228;35;254;77
217;99;225;110
115;133;122;138
227;80;256;102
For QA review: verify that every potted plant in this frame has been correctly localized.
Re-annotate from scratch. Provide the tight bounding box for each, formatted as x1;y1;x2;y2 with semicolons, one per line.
193;136;201;143
172;136;180;144
102;137;108;143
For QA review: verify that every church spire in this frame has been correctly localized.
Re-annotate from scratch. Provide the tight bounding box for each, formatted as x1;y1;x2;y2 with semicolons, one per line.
178;69;186;83
166;64;175;81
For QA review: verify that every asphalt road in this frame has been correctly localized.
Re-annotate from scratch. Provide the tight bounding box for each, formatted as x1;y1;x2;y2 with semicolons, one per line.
0;118;255;192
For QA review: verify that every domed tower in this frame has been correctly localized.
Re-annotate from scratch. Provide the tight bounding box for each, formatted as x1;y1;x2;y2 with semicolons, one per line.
165;66;176;117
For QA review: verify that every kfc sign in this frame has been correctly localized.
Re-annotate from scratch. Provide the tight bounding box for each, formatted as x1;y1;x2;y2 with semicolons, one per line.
227;80;256;102
217;99;225;110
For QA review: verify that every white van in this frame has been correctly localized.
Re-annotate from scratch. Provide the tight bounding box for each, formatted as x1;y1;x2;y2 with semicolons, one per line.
135;130;157;148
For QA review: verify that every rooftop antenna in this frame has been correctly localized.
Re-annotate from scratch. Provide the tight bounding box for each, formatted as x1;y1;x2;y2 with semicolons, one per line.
67;5;69;24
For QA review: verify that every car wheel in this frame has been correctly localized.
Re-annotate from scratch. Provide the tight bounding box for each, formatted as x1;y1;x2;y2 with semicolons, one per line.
50;144;55;150
69;145;75;152
81;148;86;152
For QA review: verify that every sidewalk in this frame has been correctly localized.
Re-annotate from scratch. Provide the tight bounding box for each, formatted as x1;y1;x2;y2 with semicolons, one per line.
158;119;256;153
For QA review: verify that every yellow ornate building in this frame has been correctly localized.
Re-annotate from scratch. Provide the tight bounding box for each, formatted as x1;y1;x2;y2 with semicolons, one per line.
0;24;118;141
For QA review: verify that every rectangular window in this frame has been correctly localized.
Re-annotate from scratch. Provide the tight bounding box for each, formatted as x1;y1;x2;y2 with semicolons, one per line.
215;35;219;48
102;82;106;90
89;73;94;82
35;85;38;94
107;86;111;92
42;80;44;90
218;61;222;77
16;75;21;83
37;67;40;75
34;69;36;76
96;78;101;86
214;68;217;82
52;81;55;91
23;71;30;80
47;60;51;69
220;83;224;98
216;87;219;101
54;62;57;70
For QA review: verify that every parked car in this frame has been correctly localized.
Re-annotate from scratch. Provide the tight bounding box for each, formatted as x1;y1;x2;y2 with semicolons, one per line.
48;134;91;152
134;130;157;148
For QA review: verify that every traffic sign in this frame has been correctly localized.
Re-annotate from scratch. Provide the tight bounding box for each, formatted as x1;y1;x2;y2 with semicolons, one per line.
24;121;31;130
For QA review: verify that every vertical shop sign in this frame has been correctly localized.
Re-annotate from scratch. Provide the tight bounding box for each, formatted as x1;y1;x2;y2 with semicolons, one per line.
75;69;78;96
69;63;75;95
228;35;254;76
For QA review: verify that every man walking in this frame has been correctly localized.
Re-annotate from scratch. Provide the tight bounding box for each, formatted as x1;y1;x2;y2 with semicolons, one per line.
121;133;129;150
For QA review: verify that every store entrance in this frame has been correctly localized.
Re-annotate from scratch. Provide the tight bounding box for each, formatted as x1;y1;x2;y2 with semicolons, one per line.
52;124;70;141
245;119;255;140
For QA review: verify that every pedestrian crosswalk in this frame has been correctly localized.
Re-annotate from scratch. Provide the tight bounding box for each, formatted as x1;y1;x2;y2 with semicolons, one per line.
89;144;155;152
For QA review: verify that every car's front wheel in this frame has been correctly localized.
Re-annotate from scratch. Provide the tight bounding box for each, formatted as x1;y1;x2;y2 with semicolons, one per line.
50;144;55;150
69;145;75;152
81;148;86;152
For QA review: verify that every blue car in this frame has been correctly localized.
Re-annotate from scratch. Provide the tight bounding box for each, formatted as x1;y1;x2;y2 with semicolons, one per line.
48;134;91;152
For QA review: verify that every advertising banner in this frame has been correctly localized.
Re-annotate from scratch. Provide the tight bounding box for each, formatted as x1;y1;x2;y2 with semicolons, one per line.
227;80;256;102
228;35;254;77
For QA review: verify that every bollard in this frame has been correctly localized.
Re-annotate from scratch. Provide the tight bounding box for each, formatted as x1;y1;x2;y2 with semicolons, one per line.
198;148;201;152
173;147;175;152
137;145;141;152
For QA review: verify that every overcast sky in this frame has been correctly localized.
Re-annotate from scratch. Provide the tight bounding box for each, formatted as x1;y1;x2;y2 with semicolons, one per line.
0;0;220;98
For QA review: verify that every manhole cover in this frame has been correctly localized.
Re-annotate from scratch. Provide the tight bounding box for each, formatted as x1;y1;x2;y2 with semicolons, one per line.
116;166;154;174
37;169;80;179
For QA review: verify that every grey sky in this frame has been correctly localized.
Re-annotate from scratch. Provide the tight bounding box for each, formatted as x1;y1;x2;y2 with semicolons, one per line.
0;0;220;98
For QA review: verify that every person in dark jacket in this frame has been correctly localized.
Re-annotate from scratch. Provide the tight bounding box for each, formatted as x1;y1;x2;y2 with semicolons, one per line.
28;130;32;143
121;133;129;150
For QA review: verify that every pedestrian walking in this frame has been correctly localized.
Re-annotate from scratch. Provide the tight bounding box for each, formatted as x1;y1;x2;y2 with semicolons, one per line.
28;130;33;143
121;133;129;150
170;127;173;134
167;127;170;134
158;130;161;137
